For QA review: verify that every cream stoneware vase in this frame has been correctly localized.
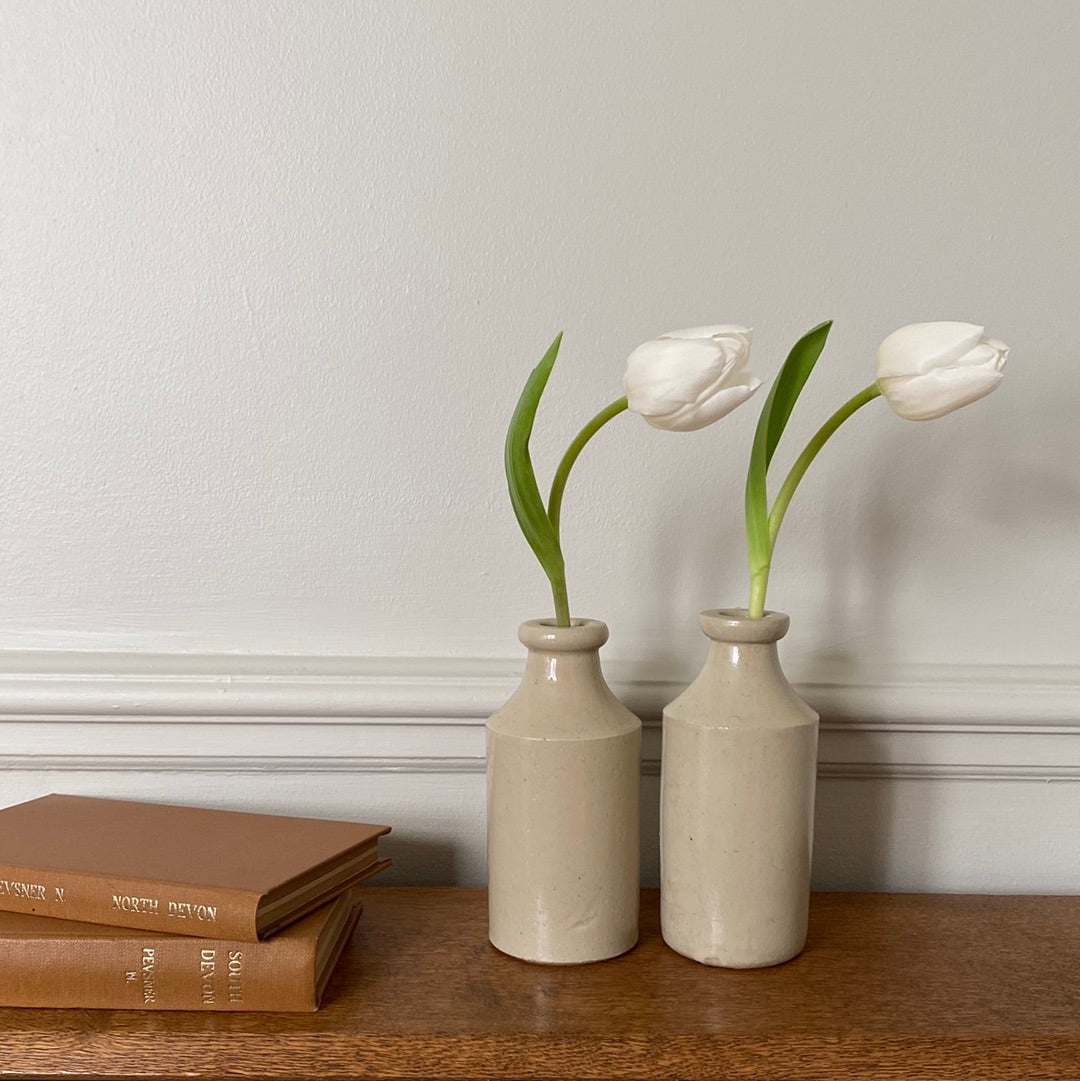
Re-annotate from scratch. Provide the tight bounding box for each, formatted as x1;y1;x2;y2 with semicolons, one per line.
660;609;818;968
486;618;641;964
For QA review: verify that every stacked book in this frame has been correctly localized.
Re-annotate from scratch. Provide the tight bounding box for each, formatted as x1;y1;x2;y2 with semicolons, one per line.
0;794;390;1011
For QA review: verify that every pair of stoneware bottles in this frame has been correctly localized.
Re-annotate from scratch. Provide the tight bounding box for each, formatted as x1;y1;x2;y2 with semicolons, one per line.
486;608;817;968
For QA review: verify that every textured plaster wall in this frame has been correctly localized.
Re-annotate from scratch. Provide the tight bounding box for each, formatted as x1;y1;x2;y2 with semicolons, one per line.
1;1;1077;680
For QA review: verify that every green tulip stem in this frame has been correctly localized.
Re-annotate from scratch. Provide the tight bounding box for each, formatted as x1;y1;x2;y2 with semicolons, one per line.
768;382;882;546
551;579;571;629
747;382;882;618
547;396;629;540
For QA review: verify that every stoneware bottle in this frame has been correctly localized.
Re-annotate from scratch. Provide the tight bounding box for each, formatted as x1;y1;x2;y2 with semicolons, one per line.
660;609;818;968
487;618;640;964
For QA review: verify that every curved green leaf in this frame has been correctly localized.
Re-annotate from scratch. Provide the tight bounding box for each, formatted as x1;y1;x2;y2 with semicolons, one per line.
504;333;566;594
745;320;833;616
762;320;833;471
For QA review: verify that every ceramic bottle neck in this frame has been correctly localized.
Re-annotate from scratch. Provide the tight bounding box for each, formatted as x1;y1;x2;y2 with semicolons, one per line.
699;608;791;687
703;638;787;684
519;619;608;690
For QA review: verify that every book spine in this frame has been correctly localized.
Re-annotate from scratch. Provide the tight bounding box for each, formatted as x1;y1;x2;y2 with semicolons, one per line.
0;864;259;940
0;932;315;1011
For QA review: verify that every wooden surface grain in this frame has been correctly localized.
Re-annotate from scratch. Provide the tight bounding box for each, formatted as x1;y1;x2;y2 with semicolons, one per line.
2;887;1079;1080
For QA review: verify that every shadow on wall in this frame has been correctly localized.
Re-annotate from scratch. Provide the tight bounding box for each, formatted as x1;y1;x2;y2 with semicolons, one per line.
819;390;1078;660
638;505;746;681
812;772;944;892
803;422;946;890
376;836;462;887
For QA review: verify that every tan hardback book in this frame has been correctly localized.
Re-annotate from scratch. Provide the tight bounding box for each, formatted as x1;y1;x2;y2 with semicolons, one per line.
0;794;390;940
0;890;363;1011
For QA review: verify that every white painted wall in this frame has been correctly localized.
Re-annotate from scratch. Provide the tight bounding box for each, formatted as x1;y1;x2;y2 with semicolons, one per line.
1;2;1077;889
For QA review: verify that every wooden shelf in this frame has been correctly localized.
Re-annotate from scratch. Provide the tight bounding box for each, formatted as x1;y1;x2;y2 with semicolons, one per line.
3;888;1079;1080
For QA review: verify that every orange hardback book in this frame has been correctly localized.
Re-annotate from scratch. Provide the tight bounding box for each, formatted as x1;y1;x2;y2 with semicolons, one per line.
0;890;363;1011
0;794;390;940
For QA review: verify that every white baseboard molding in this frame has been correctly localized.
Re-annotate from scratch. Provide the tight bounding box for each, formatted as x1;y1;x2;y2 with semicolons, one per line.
1;653;1077;892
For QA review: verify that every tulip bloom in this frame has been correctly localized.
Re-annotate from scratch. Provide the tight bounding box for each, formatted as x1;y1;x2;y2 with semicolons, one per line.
624;326;761;432
743;319;1009;618
506;327;757;625
876;322;1009;421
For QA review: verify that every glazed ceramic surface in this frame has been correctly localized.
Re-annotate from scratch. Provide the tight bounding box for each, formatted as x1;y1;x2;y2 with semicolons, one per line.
487;619;640;964
660;609;818;968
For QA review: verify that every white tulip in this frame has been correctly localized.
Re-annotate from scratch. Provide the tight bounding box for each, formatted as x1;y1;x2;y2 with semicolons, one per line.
876;322;1009;421
623;325;761;432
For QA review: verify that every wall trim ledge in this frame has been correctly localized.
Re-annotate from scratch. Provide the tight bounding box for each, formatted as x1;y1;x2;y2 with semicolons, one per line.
3;655;1077;890
0;654;1076;781
0;652;1074;724
3;754;1080;783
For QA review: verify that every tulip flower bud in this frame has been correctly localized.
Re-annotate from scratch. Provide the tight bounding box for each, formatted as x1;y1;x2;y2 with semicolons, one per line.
876;322;1009;421
623;325;761;432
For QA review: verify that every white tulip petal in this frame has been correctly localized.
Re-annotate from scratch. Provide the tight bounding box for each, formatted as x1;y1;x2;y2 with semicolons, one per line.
955;339;1010;372
625;340;732;412
624;324;758;432
876;322;984;379
663;325;752;343
984;338;1009;366
879;365;1005;421
643;377;762;431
